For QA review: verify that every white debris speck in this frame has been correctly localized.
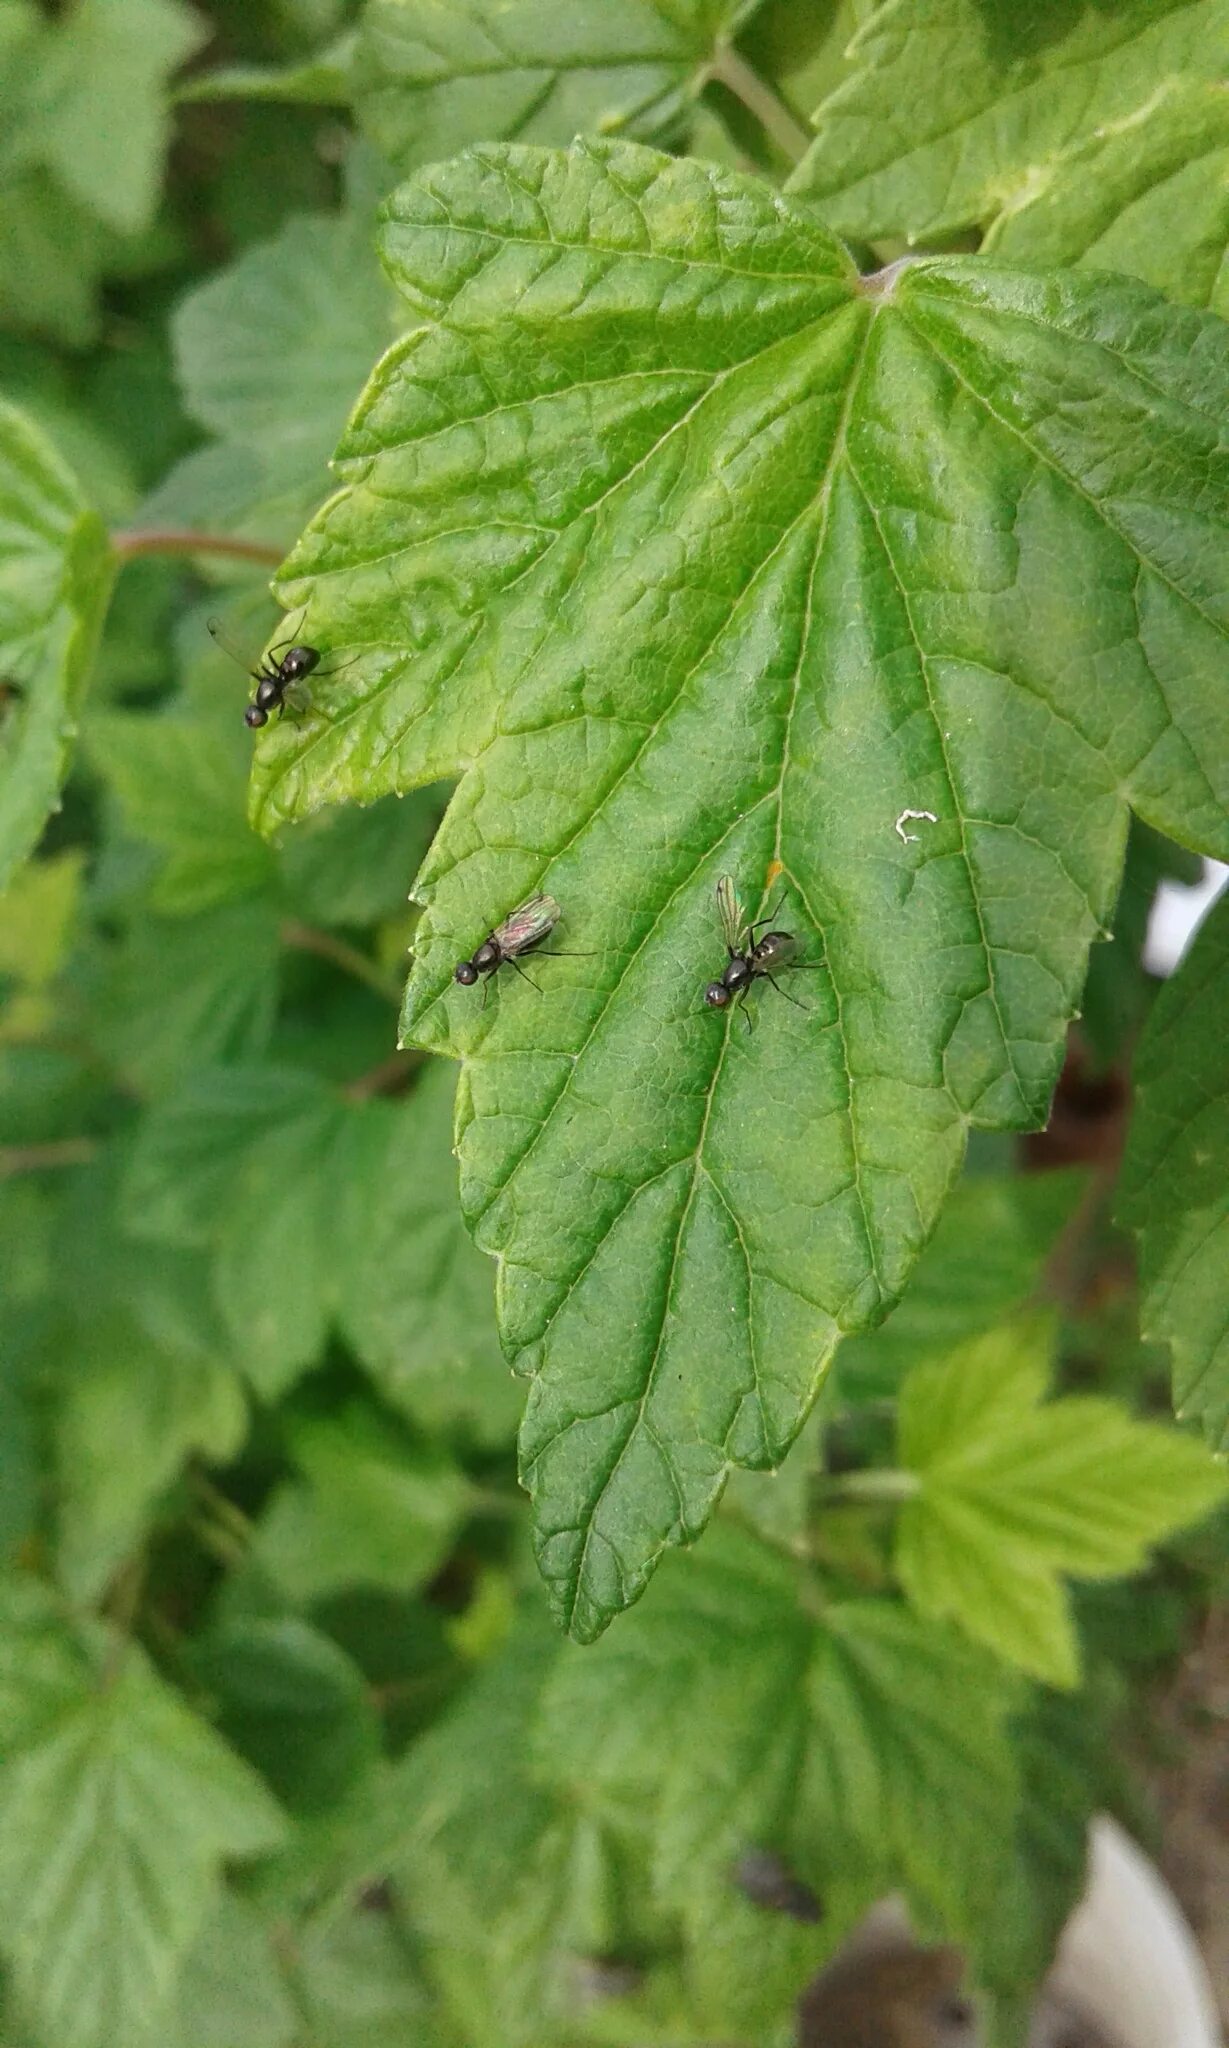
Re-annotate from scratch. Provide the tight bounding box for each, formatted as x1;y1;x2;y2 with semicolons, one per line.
895;809;938;844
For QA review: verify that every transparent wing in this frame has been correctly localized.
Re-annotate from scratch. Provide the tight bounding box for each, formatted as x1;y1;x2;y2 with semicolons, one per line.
494;893;561;957
206;618;254;673
716;875;745;953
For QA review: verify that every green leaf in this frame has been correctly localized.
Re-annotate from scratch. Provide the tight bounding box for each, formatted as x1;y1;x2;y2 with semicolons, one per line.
191;1616;381;1814
0;1593;285;2048
125;1067;355;1395
1080;821;1201;1071
0;398;113;889
834;1168;1084;1402
178;31;356;106
88;708;274;915
0;1573;90;1750
171;209;398;522
127;1062;516;1431
278;786;441;929
895;1318;1228;1686
54;1315;247;1604
804;1598;1018;1941
0;172;113;347
0;846;82;990
293;1910;443;2048
340;1057;519;1446
794;0;1229;311
17;0;204;237
357;1618;602;2048
253;138;1229;1638
95;900;282;1097
254;1405;468;1602
173;1893;296;2048
983;1684;1106;2001
353;0;762;173
541;1525;1018;1996
1118;891;1229;1449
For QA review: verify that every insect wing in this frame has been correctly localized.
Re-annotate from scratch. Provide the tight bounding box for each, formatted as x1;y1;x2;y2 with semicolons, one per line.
753;929;798;972
493;893;561;959
206;617;254;672
715;874;745;953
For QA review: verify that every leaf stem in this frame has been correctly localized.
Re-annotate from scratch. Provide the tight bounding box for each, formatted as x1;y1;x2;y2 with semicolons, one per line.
815;1467;921;1506
0;1137;98;1176
111;527;284;568
280;919;403;1006
343;1049;419;1101
190;1469;255;1548
706;43;813;166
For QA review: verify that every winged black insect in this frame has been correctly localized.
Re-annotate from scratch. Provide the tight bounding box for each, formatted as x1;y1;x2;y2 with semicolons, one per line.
704;874;820;1026
454;892;566;997
208;611;354;729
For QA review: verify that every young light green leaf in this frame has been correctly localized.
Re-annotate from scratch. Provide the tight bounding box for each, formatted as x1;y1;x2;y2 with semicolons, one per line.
1118;892;1229;1450
88;709;274;915
0;398;113;888
0;1599;285;2048
254;1405;469;1603
54;1315;247;1604
253;138;1229;1639
896;1319;1228;1686
795;0;1229;311
354;0;763;172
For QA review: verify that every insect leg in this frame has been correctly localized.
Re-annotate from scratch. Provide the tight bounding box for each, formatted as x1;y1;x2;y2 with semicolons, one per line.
312;652;362;681
267;606;308;659
508;959;542;992
765;973;808;1011
746;892;787;938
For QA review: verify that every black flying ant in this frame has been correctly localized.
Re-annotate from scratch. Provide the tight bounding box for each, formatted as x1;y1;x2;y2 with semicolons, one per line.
704;874;820;1025
208;612;354;729
454;892;591;1000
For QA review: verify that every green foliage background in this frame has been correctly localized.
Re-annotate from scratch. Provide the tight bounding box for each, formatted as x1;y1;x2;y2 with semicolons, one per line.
1;2;1227;2043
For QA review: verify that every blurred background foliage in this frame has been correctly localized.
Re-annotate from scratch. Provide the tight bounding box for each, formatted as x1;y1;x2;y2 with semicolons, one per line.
1;2;1227;2045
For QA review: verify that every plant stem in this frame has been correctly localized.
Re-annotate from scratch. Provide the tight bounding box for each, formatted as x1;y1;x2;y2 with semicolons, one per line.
190;1469;255;1549
706;43;813;167
814;1467;921;1506
344;1048;418;1101
112;527;283;568
280;919;403;1006
0;1137;98;1176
